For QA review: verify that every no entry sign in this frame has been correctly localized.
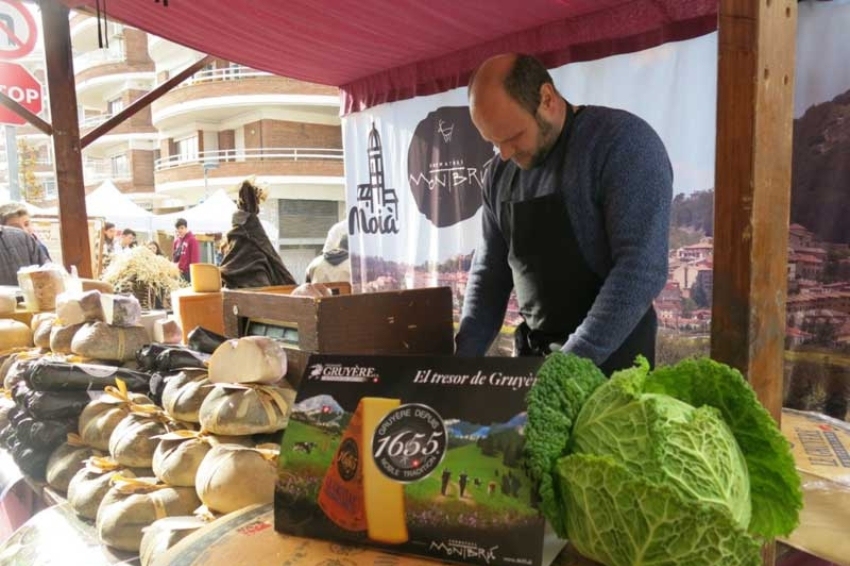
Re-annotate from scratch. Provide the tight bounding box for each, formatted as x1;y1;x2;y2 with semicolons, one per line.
0;0;37;60
0;61;42;125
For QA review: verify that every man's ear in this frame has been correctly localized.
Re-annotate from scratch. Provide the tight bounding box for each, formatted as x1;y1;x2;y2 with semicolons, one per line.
539;83;556;111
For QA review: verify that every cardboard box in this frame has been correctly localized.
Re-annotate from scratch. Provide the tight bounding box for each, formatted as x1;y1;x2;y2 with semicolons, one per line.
153;504;599;566
274;354;568;566
171;288;225;343
779;409;850;566
223;286;454;386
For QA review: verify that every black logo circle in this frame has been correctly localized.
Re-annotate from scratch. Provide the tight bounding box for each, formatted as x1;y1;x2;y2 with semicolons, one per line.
336;437;359;482
407;106;492;228
371;403;447;483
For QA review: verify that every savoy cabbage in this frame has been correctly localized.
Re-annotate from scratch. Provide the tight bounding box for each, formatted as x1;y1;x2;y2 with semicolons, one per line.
525;354;802;566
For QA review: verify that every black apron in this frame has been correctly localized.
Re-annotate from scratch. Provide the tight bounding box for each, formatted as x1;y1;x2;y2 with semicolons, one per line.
500;105;656;375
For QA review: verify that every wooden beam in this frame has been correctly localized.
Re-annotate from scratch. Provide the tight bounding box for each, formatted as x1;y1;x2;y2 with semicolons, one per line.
0;92;52;135
40;0;91;278
81;55;213;148
711;0;797;561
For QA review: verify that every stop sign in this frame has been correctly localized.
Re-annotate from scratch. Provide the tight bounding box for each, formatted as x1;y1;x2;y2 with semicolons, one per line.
0;61;42;126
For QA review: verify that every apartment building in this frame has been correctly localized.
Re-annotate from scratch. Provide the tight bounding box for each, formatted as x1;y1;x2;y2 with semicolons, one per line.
4;12;345;280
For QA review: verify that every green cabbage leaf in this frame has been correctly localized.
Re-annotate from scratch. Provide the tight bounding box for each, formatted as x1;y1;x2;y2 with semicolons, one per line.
525;353;802;566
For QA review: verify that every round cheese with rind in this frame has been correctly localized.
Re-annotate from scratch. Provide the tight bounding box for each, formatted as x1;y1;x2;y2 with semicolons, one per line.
195;444;277;514
208;336;287;385
0;319;33;350
198;383;295;436
0;293;16;316
161;370;212;423
96;479;201;552
46;443;101;493
67;463;151;520
108;412;192;468
139;516;207;566
79;392;154;451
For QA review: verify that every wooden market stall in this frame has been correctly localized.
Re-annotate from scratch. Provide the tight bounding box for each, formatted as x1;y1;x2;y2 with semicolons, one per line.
0;1;802;565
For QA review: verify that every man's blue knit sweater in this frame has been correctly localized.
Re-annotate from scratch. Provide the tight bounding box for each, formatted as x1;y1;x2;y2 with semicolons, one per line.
455;105;673;365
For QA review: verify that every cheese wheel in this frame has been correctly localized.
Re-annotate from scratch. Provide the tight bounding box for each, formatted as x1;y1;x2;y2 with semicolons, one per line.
32;313;57;349
0;319;33;350
46;443;101;493
100;294;142;327
96;480;201;552
208;336;287;385
195;445;277;514
67;464;151;520
0;293;16;316
190;264;222;292
50;322;84;354
139;516;207;566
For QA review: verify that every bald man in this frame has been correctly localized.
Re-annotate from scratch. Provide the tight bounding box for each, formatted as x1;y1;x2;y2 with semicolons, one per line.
455;54;672;374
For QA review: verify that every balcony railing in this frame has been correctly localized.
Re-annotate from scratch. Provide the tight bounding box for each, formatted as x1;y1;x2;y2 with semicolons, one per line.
83;160;131;184
80;113;113;129
74;45;126;74
154;148;344;171
167;65;273;88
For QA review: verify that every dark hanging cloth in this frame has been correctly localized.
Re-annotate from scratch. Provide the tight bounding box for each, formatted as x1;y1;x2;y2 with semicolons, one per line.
220;181;296;289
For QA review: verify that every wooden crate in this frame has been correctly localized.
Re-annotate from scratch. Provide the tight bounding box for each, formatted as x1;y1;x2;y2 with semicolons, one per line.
222;285;454;386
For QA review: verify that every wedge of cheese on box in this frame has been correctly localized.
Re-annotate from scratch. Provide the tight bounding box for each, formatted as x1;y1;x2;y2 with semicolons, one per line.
100;294;142;327
190;264;222;293
317;397;408;544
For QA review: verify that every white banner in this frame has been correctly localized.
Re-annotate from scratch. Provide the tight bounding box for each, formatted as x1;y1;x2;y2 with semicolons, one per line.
343;33;718;319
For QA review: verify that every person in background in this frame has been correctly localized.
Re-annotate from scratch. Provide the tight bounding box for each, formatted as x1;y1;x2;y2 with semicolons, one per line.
0;224;49;286
305;233;350;284
455;53;671;374
0;202;50;260
96;222;118;275
120;228;138;251
146;241;164;256
103;223;117;254
172;217;200;282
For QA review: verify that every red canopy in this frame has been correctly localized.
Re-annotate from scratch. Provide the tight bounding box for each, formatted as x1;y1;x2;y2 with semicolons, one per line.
60;0;716;112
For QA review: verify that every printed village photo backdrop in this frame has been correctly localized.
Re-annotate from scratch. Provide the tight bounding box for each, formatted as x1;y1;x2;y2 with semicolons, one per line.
342;1;850;419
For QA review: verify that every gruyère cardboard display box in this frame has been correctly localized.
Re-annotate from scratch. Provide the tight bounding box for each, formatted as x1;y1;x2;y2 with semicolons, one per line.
779;409;850;566
153;504;599;566
274;354;567;566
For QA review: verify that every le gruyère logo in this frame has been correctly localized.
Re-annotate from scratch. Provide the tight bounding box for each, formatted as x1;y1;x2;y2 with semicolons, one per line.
407;106;492;228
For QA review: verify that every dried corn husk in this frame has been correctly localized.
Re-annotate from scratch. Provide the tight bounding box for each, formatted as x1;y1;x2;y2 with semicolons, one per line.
46;436;102;492
101;247;186;309
195;444;278;514
109;405;193;468
67;456;151;520
198;383;295;436
96;474;201;552
79;381;154;451
161;369;212;423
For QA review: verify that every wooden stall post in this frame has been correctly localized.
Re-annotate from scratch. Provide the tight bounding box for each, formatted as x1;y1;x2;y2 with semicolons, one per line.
39;0;92;278
711;1;797;563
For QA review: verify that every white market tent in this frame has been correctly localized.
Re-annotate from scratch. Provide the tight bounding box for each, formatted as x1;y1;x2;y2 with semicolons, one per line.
152;189;279;243
43;180;155;231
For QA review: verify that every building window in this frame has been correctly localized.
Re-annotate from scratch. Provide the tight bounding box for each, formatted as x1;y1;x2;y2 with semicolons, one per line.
43;180;57;199
174;136;199;163
111;153;129;177
108;97;124;116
